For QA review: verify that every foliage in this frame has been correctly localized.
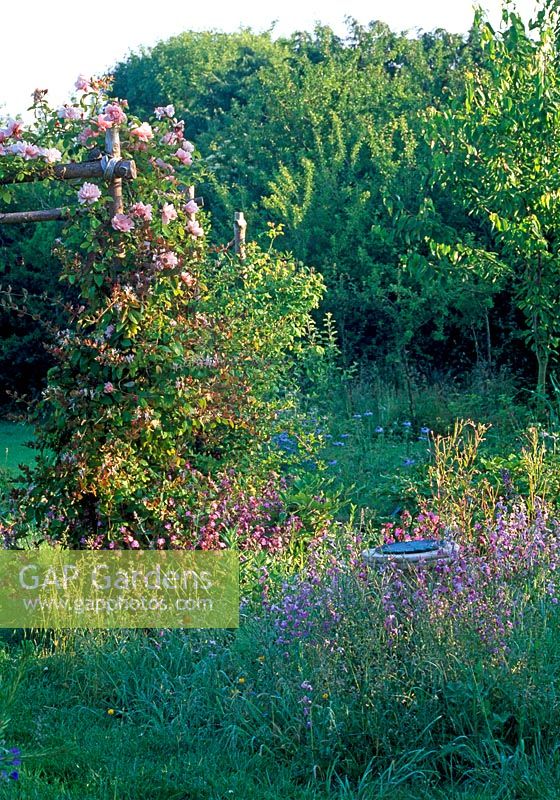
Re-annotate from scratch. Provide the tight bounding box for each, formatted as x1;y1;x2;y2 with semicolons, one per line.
0;78;324;546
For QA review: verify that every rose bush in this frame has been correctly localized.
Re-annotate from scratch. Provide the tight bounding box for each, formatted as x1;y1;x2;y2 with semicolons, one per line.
0;76;325;547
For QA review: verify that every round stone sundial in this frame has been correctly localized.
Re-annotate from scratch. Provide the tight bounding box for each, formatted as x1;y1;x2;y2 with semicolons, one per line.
362;537;459;567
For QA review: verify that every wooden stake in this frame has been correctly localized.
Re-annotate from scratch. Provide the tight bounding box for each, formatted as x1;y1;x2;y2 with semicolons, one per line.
105;128;124;215
234;211;247;260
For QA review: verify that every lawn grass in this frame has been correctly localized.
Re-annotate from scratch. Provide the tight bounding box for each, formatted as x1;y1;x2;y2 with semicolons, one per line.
0;421;35;475
1;378;559;799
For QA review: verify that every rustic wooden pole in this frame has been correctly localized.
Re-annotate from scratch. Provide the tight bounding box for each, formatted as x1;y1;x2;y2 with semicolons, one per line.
105;128;124;215
234;211;247;260
0;207;70;224
0;158;136;186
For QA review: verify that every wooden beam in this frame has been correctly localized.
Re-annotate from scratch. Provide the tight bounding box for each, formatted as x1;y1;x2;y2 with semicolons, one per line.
105;129;124;215
0;157;137;186
0;207;70;224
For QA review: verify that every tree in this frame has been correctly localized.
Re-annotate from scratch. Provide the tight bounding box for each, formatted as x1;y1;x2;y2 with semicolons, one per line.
429;1;560;400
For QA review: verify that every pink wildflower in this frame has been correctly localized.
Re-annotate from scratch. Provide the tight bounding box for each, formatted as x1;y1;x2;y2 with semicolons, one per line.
129;202;153;221
111;213;135;232
77;182;102;205
161;203;177;225
130;122;154;142
104;382;115;393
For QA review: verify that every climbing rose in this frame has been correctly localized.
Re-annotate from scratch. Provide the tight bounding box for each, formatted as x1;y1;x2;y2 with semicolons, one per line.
111;213;135;232
187;219;204;238
75;74;91;91
180;271;196;286
184;199;199;215
130;122;154;142
156;250;179;269
181;140;195;153
95;114;113;132
129;202;153;221
104;103;127;125
174;147;192;166
77;182;101;205
161;203;177;225
104;382;115;394
57;106;82;121
154;105;175;119
40;147;62;163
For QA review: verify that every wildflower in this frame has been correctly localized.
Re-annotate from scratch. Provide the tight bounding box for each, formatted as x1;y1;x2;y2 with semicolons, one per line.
353;413;362;419
322;692;329;700
375;426;384;433
77;182;101;205
332;441;345;447
420;426;430;434
103;382;115;394
364;410;374;416
238;677;246;684
403;421;412;428
257;655;265;663
327;460;338;466
107;708;115;715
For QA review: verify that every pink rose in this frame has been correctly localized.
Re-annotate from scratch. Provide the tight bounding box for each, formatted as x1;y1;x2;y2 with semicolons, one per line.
22;143;41;160
104;382;115;393
154;104;175;119
75;74;91;91
187;219;204;238
95;114;113;132
180;271;196;286
157;250;179;269
78;127;95;145
181;140;195;153
77;182;102;205
111;213;135;232
3;119;23;139
160;131;179;146
57;106;82;121
184;199;199;215
174;147;193;166
130;122;154;142
129;202;153;221
154;158;175;174
104;103;127;125
40;147;62;163
161;203;178;225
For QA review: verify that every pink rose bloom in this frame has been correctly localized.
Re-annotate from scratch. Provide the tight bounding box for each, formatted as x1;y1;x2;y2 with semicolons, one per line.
78;127;95;145
154;104;175;119
104;382;115;393
0;145;5;156
157;250;179;269
174;147;192;166
77;182;102;205
161;203;177;225
130;122;154;142
104;103;127;125
154;157;175;174
23;143;41;160
181;140;195;153
40;147;62;163
3;119;24;139
160;130;179;146
180;271;196;286
129;202;153;221
75;74;91;91
57;106;82;121
111;213;135;232
184;199;199;215
187;219;204;238
8;141;27;156
95;114;113;132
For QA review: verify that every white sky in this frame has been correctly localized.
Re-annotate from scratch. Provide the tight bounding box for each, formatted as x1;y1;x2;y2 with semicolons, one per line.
1;0;539;118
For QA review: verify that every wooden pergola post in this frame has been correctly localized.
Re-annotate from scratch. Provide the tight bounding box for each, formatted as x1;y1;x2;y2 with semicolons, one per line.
234;211;247;260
